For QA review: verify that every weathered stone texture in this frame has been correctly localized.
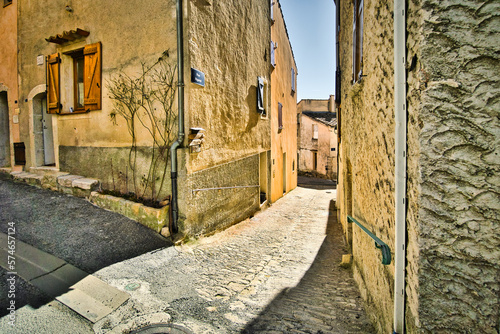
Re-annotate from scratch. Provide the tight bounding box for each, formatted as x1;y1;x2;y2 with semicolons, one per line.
408;1;500;332
179;154;260;237
59;146;172;201
186;0;271;173
337;0;396;332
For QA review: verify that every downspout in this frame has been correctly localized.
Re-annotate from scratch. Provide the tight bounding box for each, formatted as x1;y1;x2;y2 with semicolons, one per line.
393;0;407;333
170;0;185;234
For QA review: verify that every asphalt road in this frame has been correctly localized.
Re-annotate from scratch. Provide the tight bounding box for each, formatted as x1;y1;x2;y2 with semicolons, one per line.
0;173;171;317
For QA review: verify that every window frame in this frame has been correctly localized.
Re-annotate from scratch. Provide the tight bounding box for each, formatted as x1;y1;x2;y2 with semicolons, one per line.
278;102;283;131
352;0;364;83
71;50;85;112
312;124;319;140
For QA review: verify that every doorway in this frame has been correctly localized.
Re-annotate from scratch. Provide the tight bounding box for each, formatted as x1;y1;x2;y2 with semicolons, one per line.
282;152;287;194
33;94;55;166
0;92;10;167
259;151;269;205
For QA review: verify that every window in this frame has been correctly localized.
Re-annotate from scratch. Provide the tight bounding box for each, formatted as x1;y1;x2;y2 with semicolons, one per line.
47;42;102;114
312;124;318;139
72;51;85;111
257;77;265;115
270;0;274;21
353;0;363;83
278;102;283;131
3;0;12;7
313;151;318;170
291;67;296;93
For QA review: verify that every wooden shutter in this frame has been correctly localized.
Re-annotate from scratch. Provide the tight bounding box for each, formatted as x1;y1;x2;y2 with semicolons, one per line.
352;0;357;83
83;42;102;111
270;0;274;21
271;41;276;67
278;102;283;130
46;53;60;114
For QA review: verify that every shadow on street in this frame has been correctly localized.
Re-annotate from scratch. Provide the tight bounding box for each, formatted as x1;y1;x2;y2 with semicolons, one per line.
297;175;337;190
0;174;172;317
242;199;375;333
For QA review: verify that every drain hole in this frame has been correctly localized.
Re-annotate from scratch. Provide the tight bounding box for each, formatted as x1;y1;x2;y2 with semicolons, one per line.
130;323;193;334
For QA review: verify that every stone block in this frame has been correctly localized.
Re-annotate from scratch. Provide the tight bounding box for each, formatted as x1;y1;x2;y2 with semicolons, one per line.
72;178;100;191
57;174;84;188
89;192;169;234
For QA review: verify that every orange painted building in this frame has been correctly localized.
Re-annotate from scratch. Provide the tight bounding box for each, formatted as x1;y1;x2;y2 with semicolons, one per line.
269;0;298;202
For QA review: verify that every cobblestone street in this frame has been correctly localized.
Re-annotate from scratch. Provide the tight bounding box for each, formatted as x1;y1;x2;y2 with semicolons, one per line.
94;184;375;333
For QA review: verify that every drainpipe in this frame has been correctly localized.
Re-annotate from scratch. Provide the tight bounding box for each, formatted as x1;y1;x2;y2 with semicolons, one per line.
393;0;407;333
170;0;185;234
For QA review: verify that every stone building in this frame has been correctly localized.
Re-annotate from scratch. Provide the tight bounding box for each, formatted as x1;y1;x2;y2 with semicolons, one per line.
0;0;19;169
269;0;298;203
297;98;337;179
5;0;297;237
335;0;499;333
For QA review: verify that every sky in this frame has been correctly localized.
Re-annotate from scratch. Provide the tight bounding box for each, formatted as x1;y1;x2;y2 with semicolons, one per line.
280;0;336;102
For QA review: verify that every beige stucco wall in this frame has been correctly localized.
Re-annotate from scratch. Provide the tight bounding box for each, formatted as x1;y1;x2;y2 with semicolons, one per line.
0;0;19;167
176;0;272;236
405;1;500;333
337;0;396;333
270;0;298;203
338;0;500;333
17;0;178;197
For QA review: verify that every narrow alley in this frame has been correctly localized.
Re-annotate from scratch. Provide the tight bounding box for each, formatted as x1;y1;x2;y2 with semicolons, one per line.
0;177;374;333
94;179;374;333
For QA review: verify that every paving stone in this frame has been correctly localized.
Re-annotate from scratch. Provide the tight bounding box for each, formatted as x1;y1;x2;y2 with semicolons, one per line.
96;186;375;333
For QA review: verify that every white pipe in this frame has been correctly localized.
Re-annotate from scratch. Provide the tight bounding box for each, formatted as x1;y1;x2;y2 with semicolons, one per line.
394;0;407;333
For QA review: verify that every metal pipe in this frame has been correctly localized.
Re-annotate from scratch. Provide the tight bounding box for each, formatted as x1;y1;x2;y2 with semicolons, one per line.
347;215;391;265
394;0;407;332
192;185;260;194
170;0;185;234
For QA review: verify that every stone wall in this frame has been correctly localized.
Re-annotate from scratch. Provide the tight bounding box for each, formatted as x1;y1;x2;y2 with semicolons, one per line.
337;0;396;333
407;1;500;332
178;153;260;237
299;115;334;177
59;146;172;201
338;0;500;332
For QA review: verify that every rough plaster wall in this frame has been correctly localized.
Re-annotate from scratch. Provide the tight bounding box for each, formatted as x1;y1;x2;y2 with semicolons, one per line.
338;0;396;333
186;0;271;173
405;0;425;332
59;146;172;200
179;154;260;237
0;0;18;166
270;0;298;202
17;0;177;168
409;1;500;332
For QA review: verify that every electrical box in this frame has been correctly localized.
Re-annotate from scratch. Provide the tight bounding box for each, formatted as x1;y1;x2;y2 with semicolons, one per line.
188;128;205;154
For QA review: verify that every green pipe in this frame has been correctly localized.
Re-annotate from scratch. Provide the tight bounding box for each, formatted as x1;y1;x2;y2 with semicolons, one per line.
170;0;185;234
347;215;391;265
